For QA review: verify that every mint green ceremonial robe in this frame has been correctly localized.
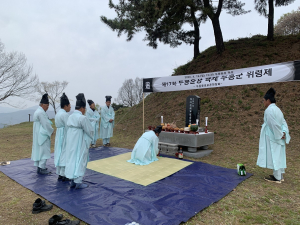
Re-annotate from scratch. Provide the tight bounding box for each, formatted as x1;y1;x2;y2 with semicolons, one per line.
65;110;94;180
257;103;291;171
31;106;54;162
128;131;159;165
100;105;115;139
86;108;100;144
54;109;69;167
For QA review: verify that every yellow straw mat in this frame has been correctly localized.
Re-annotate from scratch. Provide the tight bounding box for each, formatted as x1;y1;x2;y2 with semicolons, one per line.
87;152;193;186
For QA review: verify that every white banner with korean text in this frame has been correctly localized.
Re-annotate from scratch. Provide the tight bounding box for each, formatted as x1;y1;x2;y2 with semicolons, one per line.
143;60;300;93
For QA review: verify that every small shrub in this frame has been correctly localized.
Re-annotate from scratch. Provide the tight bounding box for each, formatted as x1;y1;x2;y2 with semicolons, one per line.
201;98;211;104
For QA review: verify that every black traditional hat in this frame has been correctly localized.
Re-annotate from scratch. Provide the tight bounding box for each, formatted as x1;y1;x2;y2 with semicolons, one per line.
76;93;86;108
154;125;162;134
60;93;70;108
105;96;112;102
40;93;49;104
87;100;94;105
264;87;276;103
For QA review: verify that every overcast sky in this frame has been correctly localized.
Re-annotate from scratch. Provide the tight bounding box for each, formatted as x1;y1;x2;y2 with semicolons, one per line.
0;0;299;110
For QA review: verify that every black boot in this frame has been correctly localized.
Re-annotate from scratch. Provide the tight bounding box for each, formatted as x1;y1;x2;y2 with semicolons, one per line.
49;214;64;225
57;219;80;225
58;175;63;181
32;198;53;214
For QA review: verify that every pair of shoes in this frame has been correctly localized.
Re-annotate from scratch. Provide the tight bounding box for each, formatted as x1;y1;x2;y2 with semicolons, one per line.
107;143;111;146
269;175;284;182
38;168;51;175
58;175;63;180
91;144;96;148
49;214;80;225
264;175;281;183
32;198;53;214
75;183;89;189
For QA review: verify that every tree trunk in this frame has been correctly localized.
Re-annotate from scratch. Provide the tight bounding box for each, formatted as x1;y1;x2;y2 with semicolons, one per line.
211;17;225;53
191;8;200;59
267;0;274;41
193;25;200;59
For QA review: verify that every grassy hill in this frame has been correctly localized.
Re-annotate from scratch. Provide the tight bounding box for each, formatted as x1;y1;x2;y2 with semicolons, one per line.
113;34;300;224
0;34;300;224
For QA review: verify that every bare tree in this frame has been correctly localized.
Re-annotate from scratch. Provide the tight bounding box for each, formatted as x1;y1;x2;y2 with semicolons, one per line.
275;7;300;36
116;77;147;107
134;77;144;105
36;81;68;114
0;40;39;106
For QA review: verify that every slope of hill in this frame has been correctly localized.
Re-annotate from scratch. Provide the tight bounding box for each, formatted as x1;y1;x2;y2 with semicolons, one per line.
115;35;300;143
174;34;300;76
111;35;300;224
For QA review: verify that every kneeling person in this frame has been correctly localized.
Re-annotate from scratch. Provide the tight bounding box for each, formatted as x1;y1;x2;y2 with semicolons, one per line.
127;126;162;165
65;93;94;189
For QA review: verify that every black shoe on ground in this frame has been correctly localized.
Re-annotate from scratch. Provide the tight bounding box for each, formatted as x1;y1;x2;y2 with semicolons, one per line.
32;198;53;214
269;175;284;182
56;219;80;225
58;175;63;181
62;176;70;182
49;214;64;225
38;168;51;175
264;175;281;184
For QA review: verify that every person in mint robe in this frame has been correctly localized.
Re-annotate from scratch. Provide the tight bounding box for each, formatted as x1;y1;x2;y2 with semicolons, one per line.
128;126;162;165
54;93;71;181
257;88;291;183
86;99;100;148
31;93;54;175
65;93;94;189
100;96;115;147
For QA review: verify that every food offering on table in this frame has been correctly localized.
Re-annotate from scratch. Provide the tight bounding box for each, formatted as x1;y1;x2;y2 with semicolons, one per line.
190;124;199;134
184;127;190;133
151;122;200;134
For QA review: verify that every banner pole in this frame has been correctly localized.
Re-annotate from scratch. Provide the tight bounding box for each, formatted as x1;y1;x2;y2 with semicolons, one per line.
143;93;145;133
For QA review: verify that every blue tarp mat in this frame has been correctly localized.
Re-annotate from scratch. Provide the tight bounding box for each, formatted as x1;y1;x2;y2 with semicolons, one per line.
0;147;252;225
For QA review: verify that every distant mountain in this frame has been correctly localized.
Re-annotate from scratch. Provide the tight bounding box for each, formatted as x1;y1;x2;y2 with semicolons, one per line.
0;106;75;129
0;108;56;129
0;106;20;113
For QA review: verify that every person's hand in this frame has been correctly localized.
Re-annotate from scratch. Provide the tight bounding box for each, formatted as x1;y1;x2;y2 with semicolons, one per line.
282;132;286;139
109;119;113;123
